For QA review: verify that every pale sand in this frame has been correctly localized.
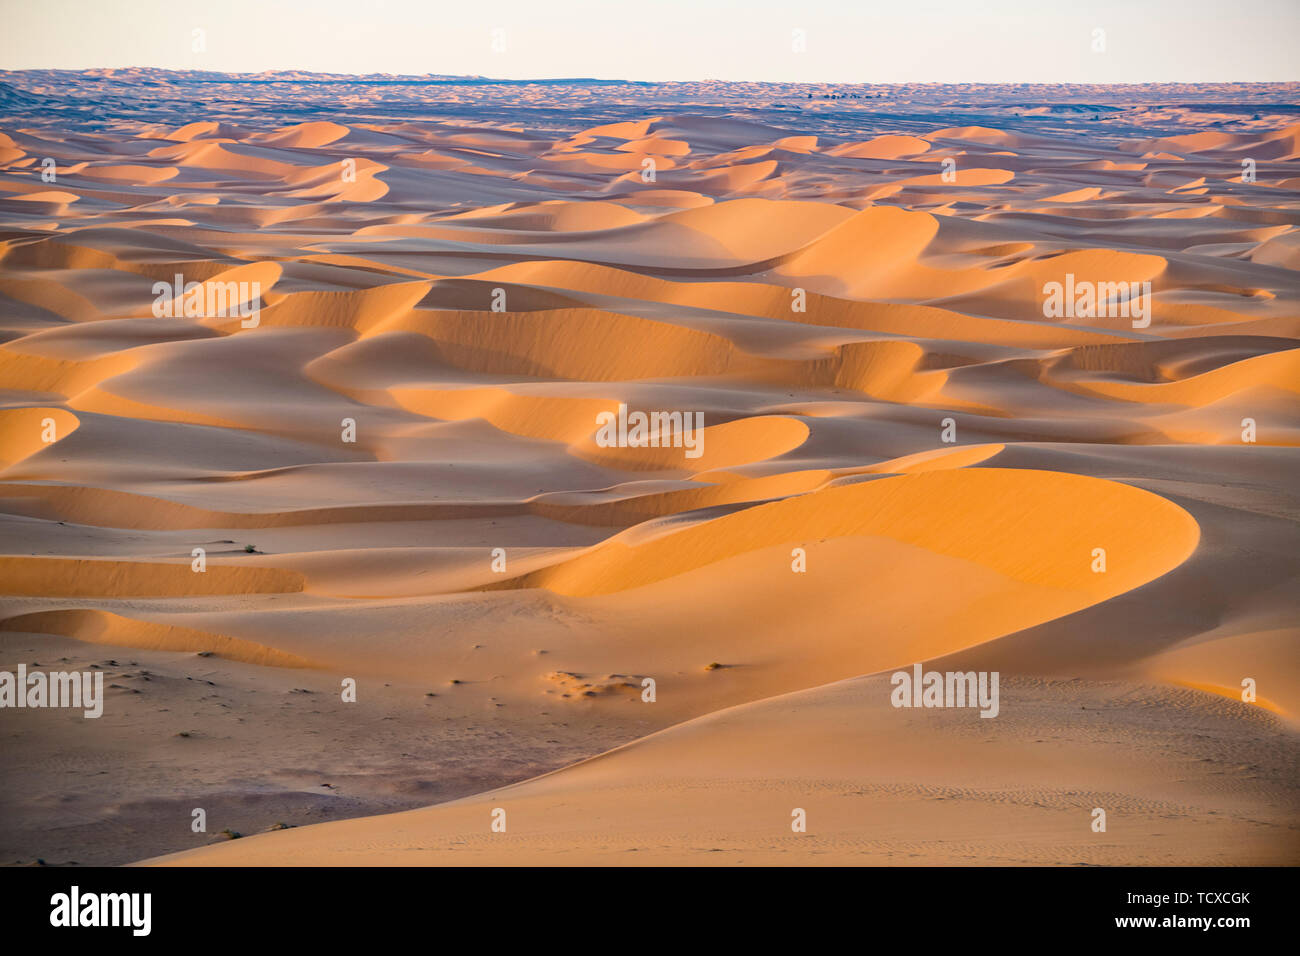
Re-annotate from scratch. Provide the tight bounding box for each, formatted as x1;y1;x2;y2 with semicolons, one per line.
0;74;1295;866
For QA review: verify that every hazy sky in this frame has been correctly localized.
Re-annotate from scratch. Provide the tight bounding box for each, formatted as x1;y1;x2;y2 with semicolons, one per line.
2;0;1297;83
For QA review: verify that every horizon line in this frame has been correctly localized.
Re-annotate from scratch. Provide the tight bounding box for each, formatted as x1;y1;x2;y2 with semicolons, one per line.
3;69;1298;88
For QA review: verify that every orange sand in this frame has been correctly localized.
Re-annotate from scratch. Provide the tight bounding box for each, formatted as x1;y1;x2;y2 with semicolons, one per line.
0;87;1296;866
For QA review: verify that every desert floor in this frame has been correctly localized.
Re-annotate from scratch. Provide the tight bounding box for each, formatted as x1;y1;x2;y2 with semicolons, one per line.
0;73;1296;865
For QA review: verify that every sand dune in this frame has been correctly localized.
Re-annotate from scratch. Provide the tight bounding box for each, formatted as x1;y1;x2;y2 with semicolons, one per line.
0;73;1295;867
150;671;1294;867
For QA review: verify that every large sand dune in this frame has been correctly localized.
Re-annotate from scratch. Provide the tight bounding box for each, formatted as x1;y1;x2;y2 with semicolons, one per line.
0;73;1295;866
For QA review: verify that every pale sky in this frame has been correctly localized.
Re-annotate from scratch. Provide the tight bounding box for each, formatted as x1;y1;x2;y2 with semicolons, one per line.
2;0;1297;83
